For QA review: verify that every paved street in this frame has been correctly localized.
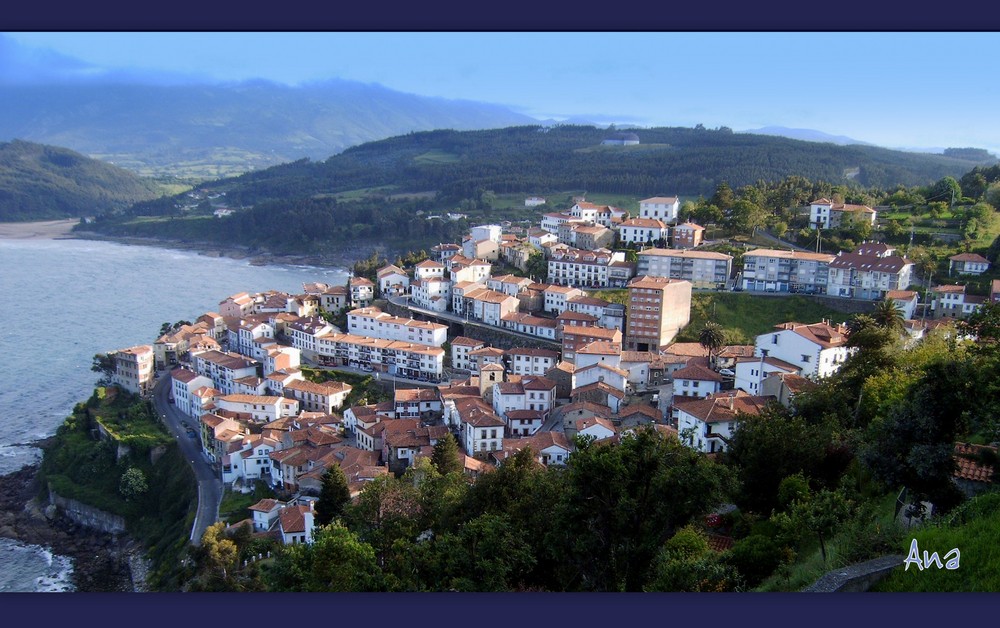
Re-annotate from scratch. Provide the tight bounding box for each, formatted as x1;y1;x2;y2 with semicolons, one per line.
152;375;223;546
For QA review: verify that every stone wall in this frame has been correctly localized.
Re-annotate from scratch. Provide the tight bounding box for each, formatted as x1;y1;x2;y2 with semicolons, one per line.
48;485;127;535
801;554;903;592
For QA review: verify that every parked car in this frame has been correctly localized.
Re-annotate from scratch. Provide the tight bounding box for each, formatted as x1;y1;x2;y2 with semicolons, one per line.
719;368;735;377
186;429;198;439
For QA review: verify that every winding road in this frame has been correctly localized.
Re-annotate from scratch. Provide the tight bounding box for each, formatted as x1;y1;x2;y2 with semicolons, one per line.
151;375;223;546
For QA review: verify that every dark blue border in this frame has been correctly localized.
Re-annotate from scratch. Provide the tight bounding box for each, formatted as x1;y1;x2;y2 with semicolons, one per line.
3;591;998;625
4;1;1000;30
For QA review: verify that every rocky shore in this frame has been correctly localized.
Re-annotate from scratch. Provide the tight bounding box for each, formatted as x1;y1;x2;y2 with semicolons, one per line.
0;454;148;592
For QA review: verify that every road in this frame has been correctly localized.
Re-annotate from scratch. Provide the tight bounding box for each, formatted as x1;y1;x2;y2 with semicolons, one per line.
152;375;223;546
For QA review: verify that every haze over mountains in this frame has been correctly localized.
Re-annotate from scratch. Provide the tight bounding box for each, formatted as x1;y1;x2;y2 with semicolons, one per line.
1;33;996;183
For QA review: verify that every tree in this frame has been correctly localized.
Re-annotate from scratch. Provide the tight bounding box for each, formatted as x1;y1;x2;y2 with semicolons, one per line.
553;427;736;591
91;352;116;384
781;489;853;563
871;298;905;331
431;433;463;476
525;250;547;281
645;526;743;592
725;404;844;514
698;322;725;365
315;464;351;526
119;466;148;501
200;522;239;582
266;523;384;592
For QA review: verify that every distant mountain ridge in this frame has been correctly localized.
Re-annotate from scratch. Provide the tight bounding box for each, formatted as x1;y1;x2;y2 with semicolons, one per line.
0;139;161;221
743;126;874;147
0;80;538;179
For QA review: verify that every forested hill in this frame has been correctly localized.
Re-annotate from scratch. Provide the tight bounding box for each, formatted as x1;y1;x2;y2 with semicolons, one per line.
205;124;994;206
0;140;162;221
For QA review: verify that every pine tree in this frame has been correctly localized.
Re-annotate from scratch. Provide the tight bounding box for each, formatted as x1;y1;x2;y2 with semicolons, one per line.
316;464;351;526
431;433;463;476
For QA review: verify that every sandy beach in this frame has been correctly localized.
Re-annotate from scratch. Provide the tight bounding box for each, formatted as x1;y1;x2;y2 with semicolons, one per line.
0;219;80;240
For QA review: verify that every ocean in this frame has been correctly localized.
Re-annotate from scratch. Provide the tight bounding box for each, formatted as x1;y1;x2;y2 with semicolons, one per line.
0;235;349;591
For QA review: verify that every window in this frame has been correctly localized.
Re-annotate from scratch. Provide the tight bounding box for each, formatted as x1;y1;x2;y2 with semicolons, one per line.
801;355;811;363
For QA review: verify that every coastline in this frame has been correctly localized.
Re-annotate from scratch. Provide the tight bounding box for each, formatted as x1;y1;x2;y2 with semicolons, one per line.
0;218;373;270
0;453;145;592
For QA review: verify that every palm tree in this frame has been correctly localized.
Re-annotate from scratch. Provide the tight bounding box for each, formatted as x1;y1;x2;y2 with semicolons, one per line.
699;322;726;366
872;298;905;330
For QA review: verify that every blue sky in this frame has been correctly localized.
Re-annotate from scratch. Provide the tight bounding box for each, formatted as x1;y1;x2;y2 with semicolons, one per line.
4;31;1000;155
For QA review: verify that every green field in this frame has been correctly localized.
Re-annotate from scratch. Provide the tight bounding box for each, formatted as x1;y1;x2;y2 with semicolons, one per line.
413;149;461;165
677;293;854;344
871;493;1000;592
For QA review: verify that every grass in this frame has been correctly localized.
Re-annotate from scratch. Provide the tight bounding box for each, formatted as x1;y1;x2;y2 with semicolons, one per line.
871;492;1000;591
676;293;853;344
219;482;277;524
412;149;460;165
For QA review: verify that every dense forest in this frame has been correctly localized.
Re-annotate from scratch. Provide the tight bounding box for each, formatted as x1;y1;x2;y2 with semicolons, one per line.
176;305;1000;592
0;139;162;221
76;124;998;257
198;125;994;204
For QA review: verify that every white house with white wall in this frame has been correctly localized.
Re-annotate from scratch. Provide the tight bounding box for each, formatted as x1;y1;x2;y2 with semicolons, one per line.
754;321;852;379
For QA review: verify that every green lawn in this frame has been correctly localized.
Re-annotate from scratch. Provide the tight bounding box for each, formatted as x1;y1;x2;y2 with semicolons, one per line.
412;149;460;165
676;293;853;344
871;492;1000;592
219;482;277;524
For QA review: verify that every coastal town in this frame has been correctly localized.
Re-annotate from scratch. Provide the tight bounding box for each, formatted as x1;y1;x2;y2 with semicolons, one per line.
99;195;1000;548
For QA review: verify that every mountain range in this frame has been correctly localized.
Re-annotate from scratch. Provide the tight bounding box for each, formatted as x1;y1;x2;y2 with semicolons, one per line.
0;80;537;179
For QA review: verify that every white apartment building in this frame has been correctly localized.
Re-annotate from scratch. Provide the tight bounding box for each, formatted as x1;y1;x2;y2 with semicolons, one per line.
347;306;449;346
636;248;733;289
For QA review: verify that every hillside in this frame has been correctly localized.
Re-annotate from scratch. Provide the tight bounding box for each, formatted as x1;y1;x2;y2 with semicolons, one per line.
205;124;992;206
0;81;538;179
80;124;997;258
0;140;162;221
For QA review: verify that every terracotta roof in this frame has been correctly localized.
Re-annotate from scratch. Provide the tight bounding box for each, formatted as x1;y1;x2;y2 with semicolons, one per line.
618;403;663;421
949;253;989;264
571;381;626;400
638;248;731;260
706;534;735;553
744;248;836;263
578;416;618;435
672;363;724;382
278;505;311;534
932;284;967;294
773;321;849;349
506;347;559;358
886;290;918;300
829;252;910;273
953;443;997;483
664;342;712;358
628;275;690;290
249;499;280;513
576;341;622;355
674;391;774;423
640;197;679;204
621;218;668;229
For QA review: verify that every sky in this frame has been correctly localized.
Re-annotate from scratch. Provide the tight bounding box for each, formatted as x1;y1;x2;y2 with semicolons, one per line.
3;31;1000;155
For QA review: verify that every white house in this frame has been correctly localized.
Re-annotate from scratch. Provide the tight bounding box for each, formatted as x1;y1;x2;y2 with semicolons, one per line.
618;218;669;245
949;253;991;276
414;259;447;281
170;367;214;418
675;391;774;454
450;336;486;371
733;355;801;396
808;198;877;230
505;347;559;376
347;306;448;346
377;264;410;296
755;321;852;379
670;362;723;399
111;345;154;396
639;196;680;223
